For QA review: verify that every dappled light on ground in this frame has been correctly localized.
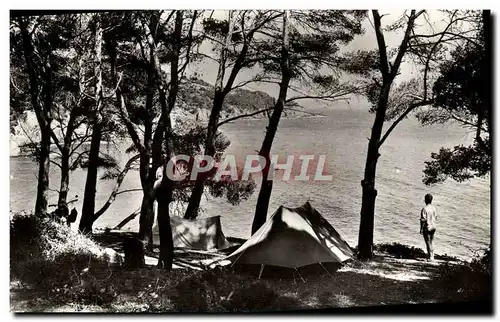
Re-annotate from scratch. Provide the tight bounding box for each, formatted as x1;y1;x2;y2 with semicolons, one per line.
339;255;456;282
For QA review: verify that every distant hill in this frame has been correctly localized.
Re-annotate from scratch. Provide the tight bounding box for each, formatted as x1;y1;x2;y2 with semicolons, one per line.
172;77;307;123
10;77;310;156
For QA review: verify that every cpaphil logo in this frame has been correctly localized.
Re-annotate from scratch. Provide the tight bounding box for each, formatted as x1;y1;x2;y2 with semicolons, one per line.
159;154;333;182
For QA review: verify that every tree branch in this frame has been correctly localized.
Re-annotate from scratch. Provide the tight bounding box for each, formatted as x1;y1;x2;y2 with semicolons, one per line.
116;84;146;154
372;10;390;77
421;10;457;101
217;107;276;128
93;154;140;220
411;32;481;48
285;90;354;103
378;100;433;148
390;10;419;79
69;150;90;170
112;207;141;230
115;188;143;196
50;159;62;169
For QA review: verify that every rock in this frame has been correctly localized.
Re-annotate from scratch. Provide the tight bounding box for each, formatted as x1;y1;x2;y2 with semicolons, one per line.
101;247;123;266
122;237;145;269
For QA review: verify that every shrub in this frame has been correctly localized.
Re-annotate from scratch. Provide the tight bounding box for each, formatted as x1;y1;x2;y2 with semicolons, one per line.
10;211;110;262
10;211;43;266
436;247;491;301
373;242;428;259
10;211;118;308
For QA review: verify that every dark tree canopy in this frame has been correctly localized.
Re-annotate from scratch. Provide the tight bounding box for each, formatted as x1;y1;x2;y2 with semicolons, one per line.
420;12;490;185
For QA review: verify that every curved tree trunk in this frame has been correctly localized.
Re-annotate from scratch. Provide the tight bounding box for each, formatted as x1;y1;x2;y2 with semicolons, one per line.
79;122;102;234
137;57;155;247
79;16;103;234
251;10;291;234
357;88;389;260
93;154;140;220
18;16;52;217
183;92;224;219
357;10;417;261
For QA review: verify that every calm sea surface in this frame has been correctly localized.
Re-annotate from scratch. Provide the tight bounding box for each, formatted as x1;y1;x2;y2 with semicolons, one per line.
10;107;490;260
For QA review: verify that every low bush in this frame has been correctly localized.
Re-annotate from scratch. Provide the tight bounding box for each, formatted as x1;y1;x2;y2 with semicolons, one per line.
10;211;118;308
373;242;427;259
436;247;491;301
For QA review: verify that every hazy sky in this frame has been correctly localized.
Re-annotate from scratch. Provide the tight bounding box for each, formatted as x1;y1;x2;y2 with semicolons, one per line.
184;10;455;110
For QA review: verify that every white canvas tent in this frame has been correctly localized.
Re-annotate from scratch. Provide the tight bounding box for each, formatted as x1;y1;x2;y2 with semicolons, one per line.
222;202;353;270
152;215;235;251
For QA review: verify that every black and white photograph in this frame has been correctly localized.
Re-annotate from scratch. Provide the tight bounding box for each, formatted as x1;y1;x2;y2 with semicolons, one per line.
8;7;492;314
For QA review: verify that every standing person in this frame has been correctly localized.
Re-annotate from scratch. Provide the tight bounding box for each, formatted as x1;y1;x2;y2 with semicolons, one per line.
420;193;437;261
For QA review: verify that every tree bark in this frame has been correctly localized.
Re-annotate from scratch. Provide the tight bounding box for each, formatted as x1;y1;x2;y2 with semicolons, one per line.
138;149;154;247
156;167;174;269
79;16;103;234
156;117;175;269
357;85;390;260
79;122;102;234
57;149;70;205
251;10;291;234
137;46;156;247
138;186;155;246
36;125;51;216
155;11;184;269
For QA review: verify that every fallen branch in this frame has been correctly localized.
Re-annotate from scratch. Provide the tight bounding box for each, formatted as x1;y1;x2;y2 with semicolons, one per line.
93;154;140;221
112;207;141;230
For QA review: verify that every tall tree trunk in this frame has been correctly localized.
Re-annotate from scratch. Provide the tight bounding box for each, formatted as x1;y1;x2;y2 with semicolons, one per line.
35;125;51;216
79;16;103;234
184;11;235;220
155;11;184;269
18;17;52;217
251;10;291;234
57;149;70;205
183;92;224;219
79;122;102;233
357;10;417;260
137;47;155;246
138;149;154;247
357;84;390;260
156;117;174;269
138;188;155;244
